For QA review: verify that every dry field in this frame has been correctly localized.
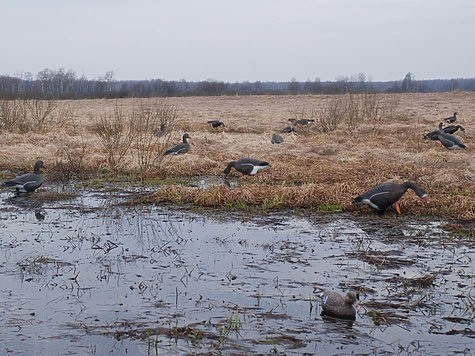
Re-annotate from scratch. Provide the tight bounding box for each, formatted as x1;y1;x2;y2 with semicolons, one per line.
0;92;474;219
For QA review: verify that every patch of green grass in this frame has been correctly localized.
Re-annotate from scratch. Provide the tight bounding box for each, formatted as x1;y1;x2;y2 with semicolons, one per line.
315;202;344;212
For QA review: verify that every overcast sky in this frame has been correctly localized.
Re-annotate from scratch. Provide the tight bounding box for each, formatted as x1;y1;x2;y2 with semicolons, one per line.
1;0;474;82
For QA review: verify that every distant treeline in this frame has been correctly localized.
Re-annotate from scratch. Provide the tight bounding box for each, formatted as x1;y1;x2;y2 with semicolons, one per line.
0;69;474;99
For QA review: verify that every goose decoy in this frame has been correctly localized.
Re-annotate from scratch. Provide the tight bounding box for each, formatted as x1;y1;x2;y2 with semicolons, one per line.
352;181;429;215
4;160;44;193
444;112;458;123
281;126;294;133
424;124;466;140
289;118;315;126
436;123;466;149
321;290;359;320
223;158;270;178
207;120;225;128
442;124;465;135
153;123;167;137
164;133;191;155
271;133;284;144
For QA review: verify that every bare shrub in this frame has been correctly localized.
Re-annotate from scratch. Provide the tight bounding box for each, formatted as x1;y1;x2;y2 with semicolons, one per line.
378;94;401;121
50;139;89;182
318;98;344;132
0;98;58;132
0;99;29;132
93;101;136;172
361;92;381;120
131;99;180;180
25;98;58;130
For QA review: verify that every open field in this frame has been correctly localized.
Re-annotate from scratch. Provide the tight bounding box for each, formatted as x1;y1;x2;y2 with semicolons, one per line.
0;92;474;219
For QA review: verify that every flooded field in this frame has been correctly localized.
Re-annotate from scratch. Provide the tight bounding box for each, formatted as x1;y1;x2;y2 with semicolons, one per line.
0;187;473;355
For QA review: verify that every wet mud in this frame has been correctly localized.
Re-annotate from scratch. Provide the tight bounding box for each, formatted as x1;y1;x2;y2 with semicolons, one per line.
0;187;473;355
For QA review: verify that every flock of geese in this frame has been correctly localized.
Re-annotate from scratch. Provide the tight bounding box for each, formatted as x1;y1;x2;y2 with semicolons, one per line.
1;112;468;319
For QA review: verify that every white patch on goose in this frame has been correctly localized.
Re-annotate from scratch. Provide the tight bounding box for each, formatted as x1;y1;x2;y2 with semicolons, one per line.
249;164;270;175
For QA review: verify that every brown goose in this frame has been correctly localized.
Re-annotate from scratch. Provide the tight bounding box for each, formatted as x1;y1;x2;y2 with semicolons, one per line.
4;160;44;193
321;290;359;320
353;181;429;215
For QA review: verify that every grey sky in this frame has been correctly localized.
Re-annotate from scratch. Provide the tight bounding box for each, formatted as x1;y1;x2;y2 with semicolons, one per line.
1;0;474;82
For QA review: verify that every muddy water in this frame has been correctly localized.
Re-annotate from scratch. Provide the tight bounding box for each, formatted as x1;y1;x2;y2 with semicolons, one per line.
0;188;473;355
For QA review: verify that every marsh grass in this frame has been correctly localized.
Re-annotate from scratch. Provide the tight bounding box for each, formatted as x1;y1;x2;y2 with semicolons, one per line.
0;93;473;219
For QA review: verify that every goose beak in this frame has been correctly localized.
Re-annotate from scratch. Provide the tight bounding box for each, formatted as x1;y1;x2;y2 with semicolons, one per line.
395;201;401;215
421;196;430;204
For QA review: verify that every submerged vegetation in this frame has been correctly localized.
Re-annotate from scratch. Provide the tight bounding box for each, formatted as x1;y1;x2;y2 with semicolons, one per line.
0;93;473;219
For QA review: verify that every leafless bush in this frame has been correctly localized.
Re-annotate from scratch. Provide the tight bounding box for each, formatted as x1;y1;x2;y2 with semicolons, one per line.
94;101;136;172
132;99;180;180
50;139;89;182
343;93;364;131
378;94;402;121
0;99;29;132
0;99;58;132
318;98;344;132
25;98;58;129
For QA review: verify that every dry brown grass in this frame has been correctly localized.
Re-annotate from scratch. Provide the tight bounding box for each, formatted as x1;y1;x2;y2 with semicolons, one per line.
0;93;473;219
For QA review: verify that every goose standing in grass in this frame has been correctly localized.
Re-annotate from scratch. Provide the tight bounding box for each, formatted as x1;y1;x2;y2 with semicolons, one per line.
353;181;429;215
321;290;359;320
289;118;315;126
223;158;270;178
4;160;44;193
271;133;284;144
442;124;465;135
207;120;225;128
153;123;167;137
444;112;458;123
436;123;466;149
424;124;466;140
164;133;191;155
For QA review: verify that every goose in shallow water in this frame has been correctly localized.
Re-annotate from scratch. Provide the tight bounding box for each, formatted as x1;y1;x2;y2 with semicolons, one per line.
435;123;466;149
353;181;429;215
321;290;359;320
4;160;44;193
223;158;270;178
207;120;225;128
164;133;191;155
271;133;284;144
444;112;458;123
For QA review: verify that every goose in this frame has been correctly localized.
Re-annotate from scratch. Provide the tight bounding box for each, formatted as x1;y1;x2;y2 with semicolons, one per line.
207;120;225;128
281;126;294;133
442;124;465;135
223;158;270;178
4;160;44;193
424;124;465;140
289;118;315;126
164;133;191;155
436;123;466;149
444;112;458;123
353;181;429;215
321;290;359;320
153;123;167;137
271;133;284;144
